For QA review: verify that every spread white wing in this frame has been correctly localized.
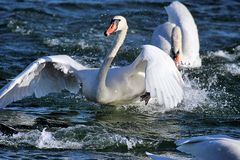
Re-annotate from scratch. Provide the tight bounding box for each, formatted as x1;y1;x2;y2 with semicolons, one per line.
130;45;184;109
0;55;86;108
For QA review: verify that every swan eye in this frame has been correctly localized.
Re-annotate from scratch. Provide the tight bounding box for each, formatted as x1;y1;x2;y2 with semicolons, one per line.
111;19;121;24
110;19;121;29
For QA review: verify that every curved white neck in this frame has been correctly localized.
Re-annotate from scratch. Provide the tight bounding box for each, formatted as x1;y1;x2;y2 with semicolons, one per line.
97;27;128;93
171;26;182;56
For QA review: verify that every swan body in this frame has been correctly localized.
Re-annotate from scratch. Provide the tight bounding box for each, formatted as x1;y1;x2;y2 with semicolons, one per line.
176;135;240;160
151;22;175;55
146;135;240;160
151;1;201;68
0;16;184;108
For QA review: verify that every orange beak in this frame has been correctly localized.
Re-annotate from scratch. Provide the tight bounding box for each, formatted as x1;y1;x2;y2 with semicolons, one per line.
104;20;118;37
174;51;181;68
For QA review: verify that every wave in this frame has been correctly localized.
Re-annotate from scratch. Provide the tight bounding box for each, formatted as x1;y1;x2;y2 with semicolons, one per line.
224;63;240;76
37;128;83;149
121;71;211;114
210;50;239;62
181;73;209;110
207;45;240;62
7;19;33;36
0;125;143;150
43;37;89;49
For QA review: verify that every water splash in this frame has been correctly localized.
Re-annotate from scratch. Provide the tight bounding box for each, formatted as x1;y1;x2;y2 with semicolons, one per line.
125;73;210;114
7;19;33;36
211;50;236;61
224;63;240;76
208;46;240;62
36;128;82;149
43;37;89;49
0;125;143;150
56;125;143;150
127;64;236;115
181;73;209;111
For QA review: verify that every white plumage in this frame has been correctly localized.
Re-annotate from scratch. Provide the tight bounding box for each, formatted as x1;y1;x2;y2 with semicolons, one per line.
0;55;84;107
146;135;240;160
140;45;183;107
151;1;201;68
0;16;184;109
176;135;240;160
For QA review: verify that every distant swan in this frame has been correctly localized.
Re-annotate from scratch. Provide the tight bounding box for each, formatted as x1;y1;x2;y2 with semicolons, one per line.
0;16;184;108
151;1;201;68
146;135;240;160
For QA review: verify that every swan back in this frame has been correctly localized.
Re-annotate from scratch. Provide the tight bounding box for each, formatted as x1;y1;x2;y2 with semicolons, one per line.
165;1;200;66
151;22;175;54
176;135;240;160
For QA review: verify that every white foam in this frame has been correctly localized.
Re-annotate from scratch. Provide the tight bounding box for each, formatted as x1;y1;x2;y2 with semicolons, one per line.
212;50;235;61
7;19;32;35
36;128;83;149
181;74;209;110
235;45;240;51
83;133;142;150
123;74;210;114
111;134;142;150
45;38;61;46
77;40;89;49
44;38;89;49
0;123;141;151
0;128;83;149
225;63;240;76
209;50;239;61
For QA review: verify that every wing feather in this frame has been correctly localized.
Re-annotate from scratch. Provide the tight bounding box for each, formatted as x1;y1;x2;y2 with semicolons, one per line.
131;45;184;109
0;55;85;108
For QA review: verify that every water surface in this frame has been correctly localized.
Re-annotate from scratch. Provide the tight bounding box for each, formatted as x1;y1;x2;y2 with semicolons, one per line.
0;0;239;159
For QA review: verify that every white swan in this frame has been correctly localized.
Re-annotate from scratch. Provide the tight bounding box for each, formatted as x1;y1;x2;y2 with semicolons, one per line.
146;135;240;160
176;135;240;160
0;16;184;108
151;1;201;68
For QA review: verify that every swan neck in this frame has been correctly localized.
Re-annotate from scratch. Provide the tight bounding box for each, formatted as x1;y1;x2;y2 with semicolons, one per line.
97;28;128;91
108;28;128;58
171;26;182;56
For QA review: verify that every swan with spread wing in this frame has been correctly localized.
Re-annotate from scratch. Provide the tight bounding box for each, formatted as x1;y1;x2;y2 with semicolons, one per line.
151;1;201;68
0;16;184;108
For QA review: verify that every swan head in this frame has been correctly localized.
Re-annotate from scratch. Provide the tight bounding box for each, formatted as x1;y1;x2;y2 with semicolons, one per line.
104;16;128;36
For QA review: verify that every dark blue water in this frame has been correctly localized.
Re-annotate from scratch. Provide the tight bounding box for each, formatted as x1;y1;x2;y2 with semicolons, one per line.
0;0;239;159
